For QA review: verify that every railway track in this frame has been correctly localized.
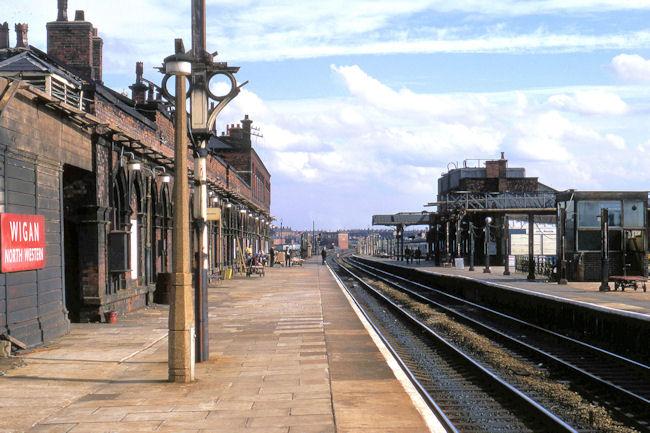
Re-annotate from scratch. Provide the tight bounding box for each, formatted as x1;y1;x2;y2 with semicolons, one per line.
332;255;650;432
331;258;577;433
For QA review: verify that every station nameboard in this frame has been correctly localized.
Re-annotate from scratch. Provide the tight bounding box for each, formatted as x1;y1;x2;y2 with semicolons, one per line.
1;213;46;273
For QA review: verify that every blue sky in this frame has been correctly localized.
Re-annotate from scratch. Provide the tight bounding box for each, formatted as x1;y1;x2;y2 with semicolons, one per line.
7;1;650;230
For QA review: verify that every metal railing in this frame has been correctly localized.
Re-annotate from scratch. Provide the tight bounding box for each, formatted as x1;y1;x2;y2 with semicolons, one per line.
515;255;557;279
439;192;557;210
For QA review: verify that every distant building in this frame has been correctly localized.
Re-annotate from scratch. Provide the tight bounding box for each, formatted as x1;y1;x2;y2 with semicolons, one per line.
337;232;349;250
557;190;648;281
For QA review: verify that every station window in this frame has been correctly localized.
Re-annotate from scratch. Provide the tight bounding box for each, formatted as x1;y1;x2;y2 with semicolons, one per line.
577;229;622;251
623;200;645;228
577;201;621;228
577;230;600;251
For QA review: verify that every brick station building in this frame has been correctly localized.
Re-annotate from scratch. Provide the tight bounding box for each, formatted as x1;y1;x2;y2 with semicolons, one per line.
0;3;271;346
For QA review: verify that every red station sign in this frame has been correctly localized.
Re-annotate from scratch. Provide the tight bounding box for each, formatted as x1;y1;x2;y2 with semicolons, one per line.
0;213;46;273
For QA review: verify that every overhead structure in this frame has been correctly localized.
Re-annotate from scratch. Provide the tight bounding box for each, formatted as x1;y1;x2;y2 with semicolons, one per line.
373;153;558;279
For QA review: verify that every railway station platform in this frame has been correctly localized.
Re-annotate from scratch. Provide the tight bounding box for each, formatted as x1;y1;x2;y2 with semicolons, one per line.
0;259;433;433
374;258;650;318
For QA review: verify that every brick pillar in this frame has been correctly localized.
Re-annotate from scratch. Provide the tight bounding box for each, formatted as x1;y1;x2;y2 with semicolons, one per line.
77;205;110;322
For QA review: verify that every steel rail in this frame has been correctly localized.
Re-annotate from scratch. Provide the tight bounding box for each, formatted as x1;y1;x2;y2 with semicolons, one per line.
327;262;459;433
348;256;650;411
336;259;578;433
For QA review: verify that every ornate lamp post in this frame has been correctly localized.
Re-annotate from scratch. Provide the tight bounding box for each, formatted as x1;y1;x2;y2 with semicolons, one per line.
162;39;194;383
188;0;245;362
468;221;475;271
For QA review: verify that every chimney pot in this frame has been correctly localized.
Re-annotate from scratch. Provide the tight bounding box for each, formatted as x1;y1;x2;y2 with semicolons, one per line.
14;23;28;48
57;0;68;21
147;83;154;102
500;151;505;160
0;22;9;50
136;61;144;81
74;10;85;21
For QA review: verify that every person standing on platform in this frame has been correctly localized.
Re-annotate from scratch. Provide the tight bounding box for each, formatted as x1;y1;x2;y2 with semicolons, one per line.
286;248;292;267
269;248;275;267
321;248;327;265
415;247;421;264
405;246;412;264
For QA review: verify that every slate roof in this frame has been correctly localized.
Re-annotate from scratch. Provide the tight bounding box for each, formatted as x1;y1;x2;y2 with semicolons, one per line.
0;46;83;85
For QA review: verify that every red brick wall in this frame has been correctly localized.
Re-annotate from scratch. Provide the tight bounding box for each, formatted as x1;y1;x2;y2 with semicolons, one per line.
46;20;95;82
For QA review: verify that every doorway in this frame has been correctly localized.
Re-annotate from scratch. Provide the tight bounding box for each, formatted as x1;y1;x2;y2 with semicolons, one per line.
62;164;94;322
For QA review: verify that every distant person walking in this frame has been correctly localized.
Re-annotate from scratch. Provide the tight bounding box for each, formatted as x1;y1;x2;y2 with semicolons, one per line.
269;248;275;267
286;248;292;267
415;247;421;264
321;248;327;265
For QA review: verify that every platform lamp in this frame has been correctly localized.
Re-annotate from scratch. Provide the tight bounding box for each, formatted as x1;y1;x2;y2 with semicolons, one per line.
599;208;610;292
162;0;248;364
468;221;475;271
160;39;194;383
483;216;492;274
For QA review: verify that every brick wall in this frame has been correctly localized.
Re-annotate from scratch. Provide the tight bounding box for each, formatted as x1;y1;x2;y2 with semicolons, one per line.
46;20;95;82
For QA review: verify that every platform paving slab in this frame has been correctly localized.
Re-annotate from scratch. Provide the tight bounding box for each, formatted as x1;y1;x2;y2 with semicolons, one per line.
0;260;430;433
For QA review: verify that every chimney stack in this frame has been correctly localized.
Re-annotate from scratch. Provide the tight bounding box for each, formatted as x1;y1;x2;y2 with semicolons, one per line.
136;61;144;81
14;23;28;48
47;6;103;83
241;115;253;148
0;22;9;50
57;0;68;21
130;61;148;104
92;28;103;82
147;83;155;102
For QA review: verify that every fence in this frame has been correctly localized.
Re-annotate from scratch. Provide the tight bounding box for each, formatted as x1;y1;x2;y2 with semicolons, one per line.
514;255;557;279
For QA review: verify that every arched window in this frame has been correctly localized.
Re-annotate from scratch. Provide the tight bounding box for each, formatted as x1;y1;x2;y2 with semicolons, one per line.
148;180;158;284
111;168;128;230
130;171;145;284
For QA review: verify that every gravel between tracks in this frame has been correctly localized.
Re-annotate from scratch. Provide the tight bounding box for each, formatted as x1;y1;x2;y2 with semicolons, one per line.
355;270;639;433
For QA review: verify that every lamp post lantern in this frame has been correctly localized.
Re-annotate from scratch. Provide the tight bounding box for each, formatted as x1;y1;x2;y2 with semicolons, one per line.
162;39;195;383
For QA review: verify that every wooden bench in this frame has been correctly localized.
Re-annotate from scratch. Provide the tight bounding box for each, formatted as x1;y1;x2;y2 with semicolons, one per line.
247;265;265;277
609;276;647;292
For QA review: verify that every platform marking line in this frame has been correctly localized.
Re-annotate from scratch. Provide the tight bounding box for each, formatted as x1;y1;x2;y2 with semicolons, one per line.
327;263;447;433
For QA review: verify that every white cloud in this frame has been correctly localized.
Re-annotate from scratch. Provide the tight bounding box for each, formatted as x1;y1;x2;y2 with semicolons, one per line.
611;54;650;82
547;90;629;115
7;1;650;72
218;64;647;228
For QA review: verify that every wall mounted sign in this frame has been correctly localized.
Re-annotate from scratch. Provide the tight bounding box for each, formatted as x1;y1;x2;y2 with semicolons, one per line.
1;213;46;273
207;208;221;222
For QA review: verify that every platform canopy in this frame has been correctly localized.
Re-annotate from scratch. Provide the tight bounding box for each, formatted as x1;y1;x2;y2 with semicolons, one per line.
372;212;432;227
